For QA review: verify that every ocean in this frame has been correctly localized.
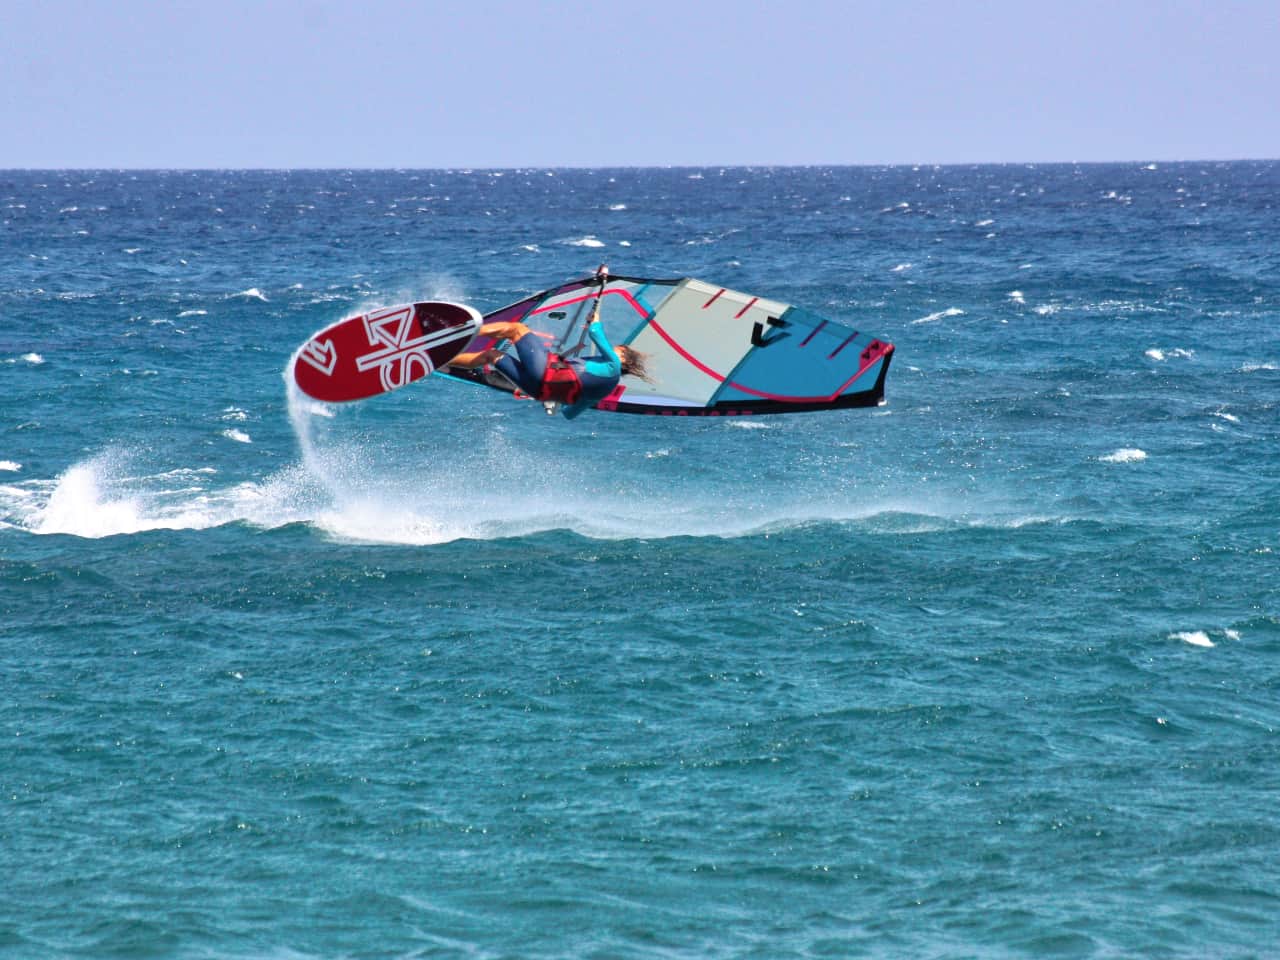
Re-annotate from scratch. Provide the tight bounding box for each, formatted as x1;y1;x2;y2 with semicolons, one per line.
1;164;1278;958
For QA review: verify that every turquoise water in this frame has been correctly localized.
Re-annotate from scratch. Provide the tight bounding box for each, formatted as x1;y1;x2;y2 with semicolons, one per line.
2;165;1278;958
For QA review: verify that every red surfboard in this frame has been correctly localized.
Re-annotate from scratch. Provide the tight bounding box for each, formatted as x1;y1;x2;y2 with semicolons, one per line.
291;301;482;403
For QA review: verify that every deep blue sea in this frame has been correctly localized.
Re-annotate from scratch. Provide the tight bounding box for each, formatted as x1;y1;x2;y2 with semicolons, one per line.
2;164;1279;958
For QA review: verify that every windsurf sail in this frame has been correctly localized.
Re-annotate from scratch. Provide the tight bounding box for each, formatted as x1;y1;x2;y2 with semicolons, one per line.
443;274;894;416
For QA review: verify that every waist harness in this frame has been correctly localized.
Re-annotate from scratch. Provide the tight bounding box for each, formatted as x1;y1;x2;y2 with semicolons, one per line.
538;354;582;405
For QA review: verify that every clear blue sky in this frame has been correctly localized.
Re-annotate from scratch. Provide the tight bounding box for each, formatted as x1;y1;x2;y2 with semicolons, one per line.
3;0;1277;167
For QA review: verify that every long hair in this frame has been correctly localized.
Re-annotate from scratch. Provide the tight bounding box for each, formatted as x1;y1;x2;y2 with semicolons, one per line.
619;345;651;382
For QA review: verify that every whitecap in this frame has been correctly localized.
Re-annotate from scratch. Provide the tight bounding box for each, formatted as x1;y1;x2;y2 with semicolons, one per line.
178;309;207;317
1099;448;1147;463
1034;304;1059;316
222;429;252;443
891;263;913;272
618;240;631;247
0;461;20;472
1239;362;1277;372
232;288;269;302
1171;630;1213;647
913;307;964;325
568;237;606;248
1145;348;1166;361
124;247;142;254
221;407;249;422
725;421;774;430
21;353;44;364
520;244;540;252
155;466;217;479
975;219;994;227
608;203;627;211
1224;629;1241;641
1008;290;1025;304
1212;409;1240;424
313;503;465;546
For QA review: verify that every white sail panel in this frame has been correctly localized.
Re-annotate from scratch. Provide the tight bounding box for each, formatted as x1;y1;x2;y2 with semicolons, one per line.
622;280;791;405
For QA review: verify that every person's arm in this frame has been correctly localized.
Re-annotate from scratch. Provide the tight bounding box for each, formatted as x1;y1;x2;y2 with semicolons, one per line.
446;347;503;369
586;320;619;371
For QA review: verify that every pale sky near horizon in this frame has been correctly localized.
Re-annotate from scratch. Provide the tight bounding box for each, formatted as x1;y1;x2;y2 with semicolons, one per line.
2;0;1277;168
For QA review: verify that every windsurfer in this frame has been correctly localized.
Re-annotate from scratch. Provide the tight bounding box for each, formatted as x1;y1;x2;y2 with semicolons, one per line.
450;318;647;419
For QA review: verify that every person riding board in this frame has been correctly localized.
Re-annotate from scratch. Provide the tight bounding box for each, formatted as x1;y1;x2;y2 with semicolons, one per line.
449;268;648;419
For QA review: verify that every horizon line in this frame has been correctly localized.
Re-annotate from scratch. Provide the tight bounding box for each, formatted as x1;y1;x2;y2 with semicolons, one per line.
2;157;1278;174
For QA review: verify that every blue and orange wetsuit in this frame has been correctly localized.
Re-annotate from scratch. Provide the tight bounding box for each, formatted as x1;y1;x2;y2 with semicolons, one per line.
495;320;621;420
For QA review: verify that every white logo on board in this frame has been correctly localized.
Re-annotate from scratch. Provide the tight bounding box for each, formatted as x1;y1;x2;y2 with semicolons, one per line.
354;305;469;393
298;338;337;376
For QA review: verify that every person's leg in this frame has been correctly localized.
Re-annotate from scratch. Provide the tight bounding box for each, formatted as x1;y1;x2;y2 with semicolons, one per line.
495;332;549;396
512;330;549;384
494;355;531;394
491;327;547;394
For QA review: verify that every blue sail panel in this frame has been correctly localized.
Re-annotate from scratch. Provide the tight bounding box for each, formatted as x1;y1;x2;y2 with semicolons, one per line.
708;306;893;409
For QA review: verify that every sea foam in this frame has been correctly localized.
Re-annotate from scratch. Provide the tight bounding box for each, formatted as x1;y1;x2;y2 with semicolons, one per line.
1099;449;1147;463
913;308;964;325
28;456;185;538
1146;347;1193;362
14;450;325;539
